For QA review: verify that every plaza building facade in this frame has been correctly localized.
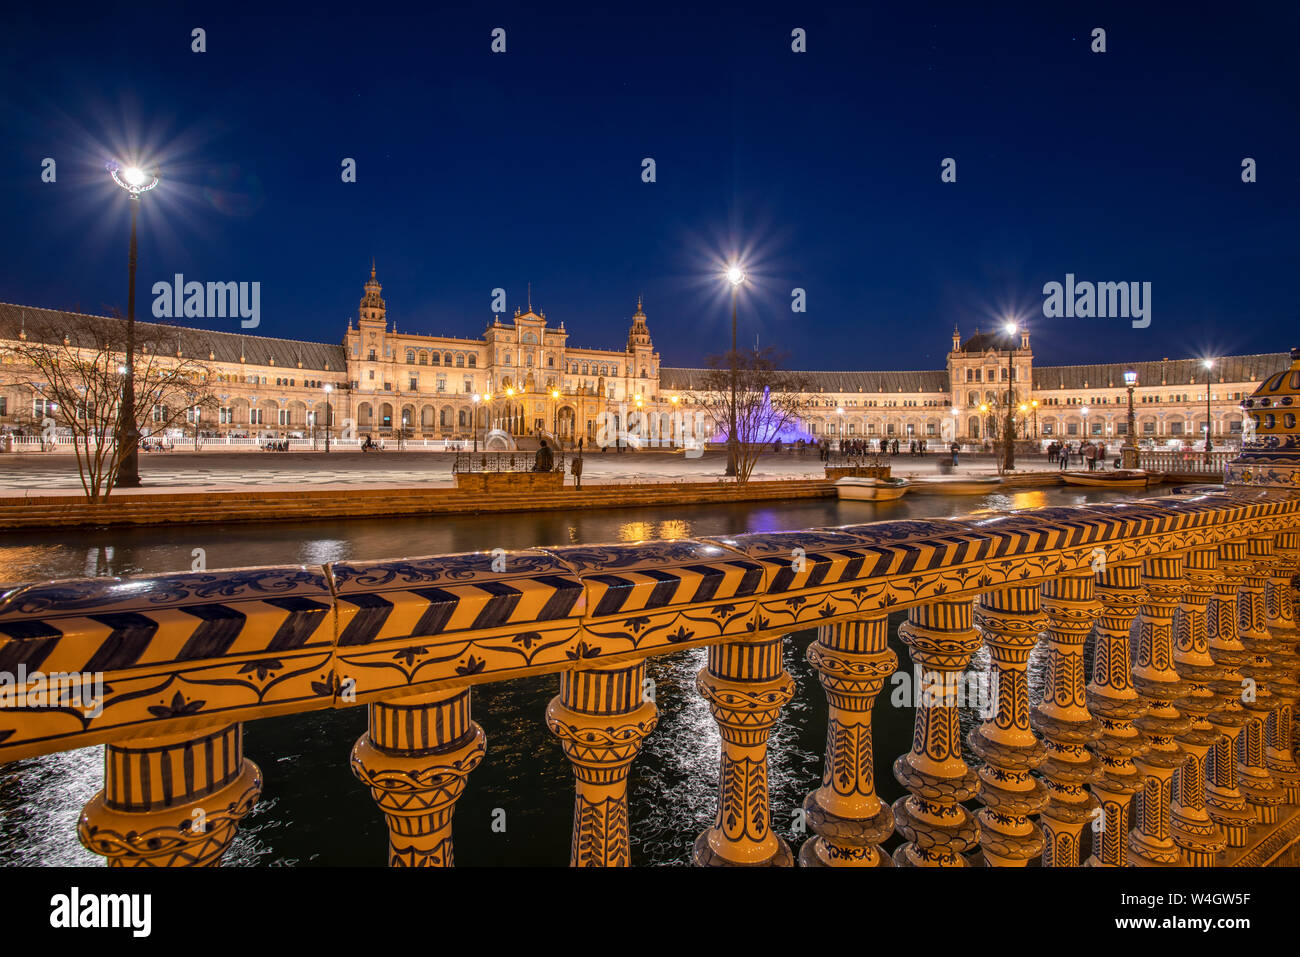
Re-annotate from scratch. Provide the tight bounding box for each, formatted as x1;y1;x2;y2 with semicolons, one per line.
0;266;1285;447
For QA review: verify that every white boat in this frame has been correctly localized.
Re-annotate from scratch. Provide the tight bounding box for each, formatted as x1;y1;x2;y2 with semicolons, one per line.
834;476;912;501
908;475;1004;495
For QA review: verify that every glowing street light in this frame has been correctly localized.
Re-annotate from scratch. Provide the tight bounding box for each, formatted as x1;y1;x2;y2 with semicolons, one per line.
1202;358;1215;455
723;261;746;476
1122;370;1138;467
1001;320;1020;470
107;161;161;488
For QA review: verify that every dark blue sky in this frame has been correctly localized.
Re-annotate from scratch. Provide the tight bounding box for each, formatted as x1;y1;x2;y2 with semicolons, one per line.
3;1;1297;371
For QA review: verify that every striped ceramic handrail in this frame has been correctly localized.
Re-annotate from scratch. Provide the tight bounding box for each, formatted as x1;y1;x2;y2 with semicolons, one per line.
1;487;1297;866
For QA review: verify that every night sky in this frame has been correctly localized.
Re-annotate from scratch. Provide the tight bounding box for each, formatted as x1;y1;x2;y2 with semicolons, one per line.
3;1;1297;372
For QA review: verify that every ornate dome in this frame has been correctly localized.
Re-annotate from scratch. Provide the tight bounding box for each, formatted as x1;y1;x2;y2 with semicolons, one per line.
1225;347;1300;492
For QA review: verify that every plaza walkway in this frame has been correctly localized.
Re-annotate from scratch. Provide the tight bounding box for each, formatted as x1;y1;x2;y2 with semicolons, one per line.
0;449;1061;495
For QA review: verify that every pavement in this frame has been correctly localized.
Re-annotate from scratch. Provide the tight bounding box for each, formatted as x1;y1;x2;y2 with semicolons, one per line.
0;449;1066;496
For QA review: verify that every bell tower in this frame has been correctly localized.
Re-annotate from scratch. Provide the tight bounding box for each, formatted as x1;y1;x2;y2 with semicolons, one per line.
359;260;386;329
627;296;652;351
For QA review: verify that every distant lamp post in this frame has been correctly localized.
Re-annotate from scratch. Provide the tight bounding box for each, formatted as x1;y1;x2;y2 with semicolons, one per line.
1082;405;1091;443
108;162;160;488
1018;403;1028;439
323;383;333;452
1202;358;1215;457
552;388;561;439
472;393;481;451
978;402;990;443
1002;321;1018;471
1030;399;1039;439
1122;370;1138;468
723;263;746;476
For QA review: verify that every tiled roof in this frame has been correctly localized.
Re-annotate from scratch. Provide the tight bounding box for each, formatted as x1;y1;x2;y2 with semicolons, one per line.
660;367;950;393
1033;354;1291;391
0;304;347;372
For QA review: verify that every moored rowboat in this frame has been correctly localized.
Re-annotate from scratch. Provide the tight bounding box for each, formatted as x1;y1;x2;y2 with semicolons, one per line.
1061;469;1150;488
834;476;912;501
907;475;1003;495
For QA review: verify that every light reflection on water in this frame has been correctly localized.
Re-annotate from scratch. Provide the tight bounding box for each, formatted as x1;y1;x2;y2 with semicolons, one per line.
0;486;1140;865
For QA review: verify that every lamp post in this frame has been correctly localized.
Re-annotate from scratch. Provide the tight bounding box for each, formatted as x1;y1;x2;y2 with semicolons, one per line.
1030;399;1038;439
1081;406;1090;446
472;393;481;452
323;383;333;452
1202;358;1214;459
978;402;990;446
107;163;160;488
1002;321;1018;471
724;264;745;476
551;388;562;444
1122;370;1138;468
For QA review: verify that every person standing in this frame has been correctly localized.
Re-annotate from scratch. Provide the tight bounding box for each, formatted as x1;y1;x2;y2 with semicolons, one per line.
950;440;959;467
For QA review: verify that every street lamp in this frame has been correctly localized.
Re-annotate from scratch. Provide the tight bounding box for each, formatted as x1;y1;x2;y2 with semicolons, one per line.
724;263;745;476
107;162;160;488
1002;321;1018;471
1018;403;1028;439
472;393;481;451
1030;399;1039;439
1122;370;1138;468
1202;358;1214;457
1081;405;1090;444
323;383;333;452
551;388;561;442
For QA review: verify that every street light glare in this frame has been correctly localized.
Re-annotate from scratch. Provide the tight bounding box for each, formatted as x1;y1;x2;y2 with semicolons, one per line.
1203;358;1214;369
725;265;745;286
1004;322;1018;336
124;166;147;186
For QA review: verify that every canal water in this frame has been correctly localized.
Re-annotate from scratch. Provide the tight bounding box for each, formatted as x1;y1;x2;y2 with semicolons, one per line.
0;486;1140;866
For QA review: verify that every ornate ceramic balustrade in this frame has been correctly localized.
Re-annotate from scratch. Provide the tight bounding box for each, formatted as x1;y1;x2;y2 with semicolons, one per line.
2;488;1300;867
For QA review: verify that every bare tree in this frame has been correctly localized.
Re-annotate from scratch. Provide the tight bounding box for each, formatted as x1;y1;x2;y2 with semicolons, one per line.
1;310;218;501
685;347;820;484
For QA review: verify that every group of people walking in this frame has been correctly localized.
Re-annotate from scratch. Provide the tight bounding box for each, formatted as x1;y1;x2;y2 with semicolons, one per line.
1048;440;1108;470
810;436;935;461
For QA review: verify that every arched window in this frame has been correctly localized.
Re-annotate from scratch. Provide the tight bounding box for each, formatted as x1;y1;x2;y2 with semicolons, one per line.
468;355;476;367
431;353;440;366
444;352;453;365
418;352;428;365
456;354;465;367
406;351;415;364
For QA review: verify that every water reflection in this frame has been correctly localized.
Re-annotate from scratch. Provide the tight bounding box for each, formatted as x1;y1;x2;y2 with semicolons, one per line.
0;485;1142;865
